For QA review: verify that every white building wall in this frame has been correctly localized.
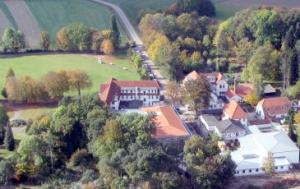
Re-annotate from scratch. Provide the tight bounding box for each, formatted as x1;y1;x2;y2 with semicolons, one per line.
274;151;299;164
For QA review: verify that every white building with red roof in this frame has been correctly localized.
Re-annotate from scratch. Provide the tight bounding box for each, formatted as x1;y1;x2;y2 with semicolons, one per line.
99;78;161;110
223;100;248;126
256;97;292;121
183;71;228;97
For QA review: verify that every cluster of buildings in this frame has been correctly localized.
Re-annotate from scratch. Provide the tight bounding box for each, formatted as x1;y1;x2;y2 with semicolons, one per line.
185;71;298;176
99;69;299;177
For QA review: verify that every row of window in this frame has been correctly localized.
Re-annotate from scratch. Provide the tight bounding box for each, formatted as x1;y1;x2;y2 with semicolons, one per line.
121;89;158;94
119;95;159;100
235;166;286;174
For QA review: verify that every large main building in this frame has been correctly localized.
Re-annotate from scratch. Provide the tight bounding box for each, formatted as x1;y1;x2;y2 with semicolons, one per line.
99;78;161;110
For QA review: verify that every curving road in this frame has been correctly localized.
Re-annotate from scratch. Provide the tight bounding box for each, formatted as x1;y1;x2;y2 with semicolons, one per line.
89;0;167;89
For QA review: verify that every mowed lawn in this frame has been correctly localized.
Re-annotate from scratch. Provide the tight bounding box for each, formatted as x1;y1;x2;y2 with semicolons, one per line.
0;53;140;97
25;0;126;44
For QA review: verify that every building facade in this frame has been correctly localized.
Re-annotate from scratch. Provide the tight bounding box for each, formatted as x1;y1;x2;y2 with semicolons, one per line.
99;78;160;110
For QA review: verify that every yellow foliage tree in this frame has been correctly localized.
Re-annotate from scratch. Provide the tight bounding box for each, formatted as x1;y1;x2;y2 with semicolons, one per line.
244;92;259;106
100;39;114;55
147;34;170;62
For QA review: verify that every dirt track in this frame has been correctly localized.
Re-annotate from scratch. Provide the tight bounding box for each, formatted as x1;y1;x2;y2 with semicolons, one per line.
0;10;12;36
4;0;40;48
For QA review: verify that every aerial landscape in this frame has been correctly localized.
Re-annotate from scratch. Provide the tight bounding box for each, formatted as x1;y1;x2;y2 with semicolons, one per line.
1;0;300;188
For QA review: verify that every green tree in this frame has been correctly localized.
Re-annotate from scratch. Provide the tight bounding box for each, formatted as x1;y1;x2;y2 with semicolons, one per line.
0;160;13;185
4;125;15;151
0;105;9;144
111;15;120;49
184;136;235;189
262;152;275;176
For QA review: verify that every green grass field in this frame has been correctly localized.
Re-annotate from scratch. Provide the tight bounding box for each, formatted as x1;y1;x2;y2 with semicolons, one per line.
25;0;126;44
0;1;17;29
0;53;140;98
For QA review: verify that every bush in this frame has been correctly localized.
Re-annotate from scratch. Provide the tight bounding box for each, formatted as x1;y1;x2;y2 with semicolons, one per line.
69;149;92;168
80;169;98;184
0;160;14;185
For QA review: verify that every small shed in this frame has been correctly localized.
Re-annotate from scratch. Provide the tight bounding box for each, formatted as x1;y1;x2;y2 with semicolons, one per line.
264;84;276;95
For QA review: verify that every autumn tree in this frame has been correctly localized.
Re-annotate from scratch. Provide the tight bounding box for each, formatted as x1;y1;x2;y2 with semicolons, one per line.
40;31;50;51
183;76;211;115
56;27;69;51
4;125;14;151
42;71;69;100
244;91;259;106
67;70;92;96
165;81;182;104
5;76;20;102
262;152;275;176
2;68;15;98
100;39;114;55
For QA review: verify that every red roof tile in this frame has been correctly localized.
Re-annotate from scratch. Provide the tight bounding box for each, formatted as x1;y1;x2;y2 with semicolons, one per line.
223;100;247;120
141;106;190;139
258;97;292;117
227;83;255;98
99;78;160;105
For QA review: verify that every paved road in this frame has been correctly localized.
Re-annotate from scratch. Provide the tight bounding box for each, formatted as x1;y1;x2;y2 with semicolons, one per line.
89;0;167;90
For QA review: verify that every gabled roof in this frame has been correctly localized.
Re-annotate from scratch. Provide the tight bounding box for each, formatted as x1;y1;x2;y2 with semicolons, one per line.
264;84;276;94
257;97;292;117
99;78;160;105
223;100;247;120
100;78;121;105
141;105;190;139
183;71;226;84
255;131;299;153
200;115;246;134
215;119;245;133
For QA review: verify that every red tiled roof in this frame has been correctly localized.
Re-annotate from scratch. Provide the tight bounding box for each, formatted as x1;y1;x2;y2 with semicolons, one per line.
99;78;121;105
141;105;190;139
227;83;255;98
99;78;160;105
258;97;292;117
223;100;247;120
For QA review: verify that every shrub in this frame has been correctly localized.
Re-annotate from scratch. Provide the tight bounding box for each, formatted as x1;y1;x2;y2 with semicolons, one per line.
0;160;14;185
69;149;92;168
80;169;98;184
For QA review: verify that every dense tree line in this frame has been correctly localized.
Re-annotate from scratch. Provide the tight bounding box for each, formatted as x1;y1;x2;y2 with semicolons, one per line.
140;4;300;97
213;7;300;94
2;68;91;103
0;15;121;54
139;12;218;80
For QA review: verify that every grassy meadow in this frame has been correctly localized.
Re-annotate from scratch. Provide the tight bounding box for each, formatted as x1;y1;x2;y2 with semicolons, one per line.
0;53;140;98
